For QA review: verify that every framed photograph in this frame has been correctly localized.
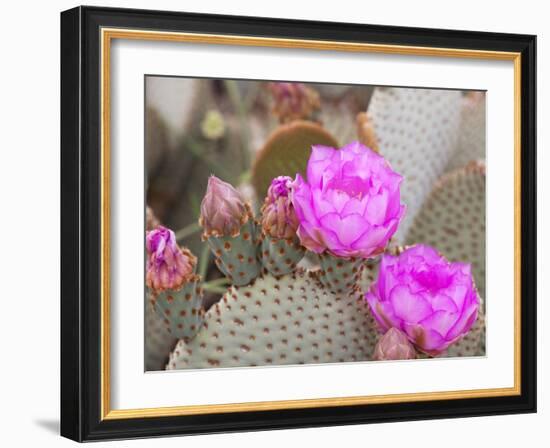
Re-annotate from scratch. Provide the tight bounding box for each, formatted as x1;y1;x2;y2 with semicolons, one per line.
60;6;536;442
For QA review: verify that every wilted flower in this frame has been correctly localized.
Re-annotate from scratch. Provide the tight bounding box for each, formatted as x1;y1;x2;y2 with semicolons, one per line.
261;176;299;239
268;82;320;123
291;142;405;258
365;245;479;356
373;328;416;361
199;176;250;238
146;226;197;291
200;109;226;140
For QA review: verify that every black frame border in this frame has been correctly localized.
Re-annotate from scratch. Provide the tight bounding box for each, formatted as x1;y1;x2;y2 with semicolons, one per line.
61;6;536;442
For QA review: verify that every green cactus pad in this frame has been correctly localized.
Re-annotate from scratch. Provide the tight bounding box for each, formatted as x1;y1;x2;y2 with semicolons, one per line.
145;303;178;371
167;267;379;370
149;275;205;342
318;253;365;296
259;234;305;277
207;220;261;286
405;161;486;301
251;120;339;199
446;94;486;172
367;88;463;242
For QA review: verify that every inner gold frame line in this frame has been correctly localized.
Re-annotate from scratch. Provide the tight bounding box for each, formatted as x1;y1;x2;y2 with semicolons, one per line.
100;27;522;421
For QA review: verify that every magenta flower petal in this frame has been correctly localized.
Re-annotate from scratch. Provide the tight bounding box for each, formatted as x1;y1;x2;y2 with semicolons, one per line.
419;310;459;337
341;196;369;216
431;293;459;313
365;244;480;355
297;220;340;254
365;190;389;225
307;145;337;179
295;226;326;254
291;141;404;258
350;224;390;253
312;188;337;216
446;301;478;341
319;213;368;247
366;292;400;332
390;285;433;323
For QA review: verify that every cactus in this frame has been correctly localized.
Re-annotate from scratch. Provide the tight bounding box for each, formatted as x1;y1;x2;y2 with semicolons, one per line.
251;120;339;199
145;227;206;343
167;266;380;369
200;176;262;286
149;274;204;341
405;161;486;300
318;253;364;295
207;220;261;286
259;235;304;277
145;85;488;371
367;88;463;241
446;93;486;172
145;303;177;371
160;165;484;370
258;176;305;276
164;237;484;369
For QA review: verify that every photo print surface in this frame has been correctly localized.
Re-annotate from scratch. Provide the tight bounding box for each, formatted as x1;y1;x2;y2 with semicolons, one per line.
144;76;486;372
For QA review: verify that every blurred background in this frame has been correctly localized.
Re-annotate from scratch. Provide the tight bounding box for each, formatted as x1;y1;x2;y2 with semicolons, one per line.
145;76;486;311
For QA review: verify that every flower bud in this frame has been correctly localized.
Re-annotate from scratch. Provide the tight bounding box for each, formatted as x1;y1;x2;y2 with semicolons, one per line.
261;176;299;239
373;328;417;361
146;226;197;291
199;176;251;238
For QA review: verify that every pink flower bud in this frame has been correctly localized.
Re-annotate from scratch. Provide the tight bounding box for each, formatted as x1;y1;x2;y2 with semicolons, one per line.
260;176;299;239
199;176;251;238
373;328;417;361
146;226;196;291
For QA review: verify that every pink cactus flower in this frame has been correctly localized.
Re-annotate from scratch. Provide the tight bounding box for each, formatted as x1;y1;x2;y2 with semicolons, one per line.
291;142;405;258
146;226;196;291
199;176;250;238
261;176;300;239
365;245;479;356
373;328;417;361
